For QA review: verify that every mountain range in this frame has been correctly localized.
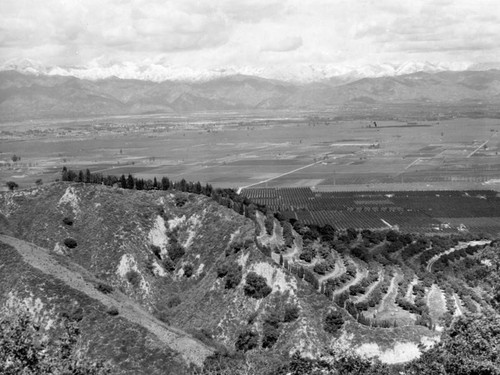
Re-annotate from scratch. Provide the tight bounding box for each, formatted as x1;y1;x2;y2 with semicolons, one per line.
1;68;500;121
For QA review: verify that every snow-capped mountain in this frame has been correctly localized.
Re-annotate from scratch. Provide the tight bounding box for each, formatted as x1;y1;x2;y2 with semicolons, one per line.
0;58;474;83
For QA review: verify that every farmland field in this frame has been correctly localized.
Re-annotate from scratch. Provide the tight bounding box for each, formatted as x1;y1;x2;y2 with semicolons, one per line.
2;112;499;193
241;188;500;235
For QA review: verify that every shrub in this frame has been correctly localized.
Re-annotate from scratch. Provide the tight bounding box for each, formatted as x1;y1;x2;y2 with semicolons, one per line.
167;295;182;308
0;312;110;374
324;310;344;334
244;272;272;299
262;326;280;349
96;282;114;294
107;307;119;316
62;217;73;226
216;262;230;278
235;329;258;352
264;216;274;235
6;181;18;191
163;257;175;272
284;305;300;323
125;270;141;287
225;266;243;289
183;263;194;278
63;237;77;248
150;244;161;259
175;195;188;207
313;261;329;275
169;243;185;263
299;247;316;263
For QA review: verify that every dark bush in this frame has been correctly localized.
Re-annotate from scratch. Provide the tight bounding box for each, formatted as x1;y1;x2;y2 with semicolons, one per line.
175;195;188;207
183;263;194;278
62;217;73;226
324;310;344;334
63;238;77;248
299;247;316;263
386;230;399;242
313;261;329;275
216;262;230;278
244;272;272;299
264;216;274;235
225;266;243;289
262;326;280;349
163;257;175;271
125;270;141;287
235;329;258;352
169;243;185;262
6;181;18;191
150;244;161;259
96;282;114;294
107;307;119;316
283;305;300;322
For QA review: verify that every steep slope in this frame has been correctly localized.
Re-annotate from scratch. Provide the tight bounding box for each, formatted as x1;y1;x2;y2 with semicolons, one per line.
0;235;212;369
0;185;324;361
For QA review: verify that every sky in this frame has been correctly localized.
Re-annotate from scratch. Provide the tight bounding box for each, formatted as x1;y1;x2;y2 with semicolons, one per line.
1;0;500;81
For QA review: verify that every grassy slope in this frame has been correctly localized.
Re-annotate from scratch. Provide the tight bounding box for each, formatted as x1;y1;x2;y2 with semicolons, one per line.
0;182;449;365
0;241;192;374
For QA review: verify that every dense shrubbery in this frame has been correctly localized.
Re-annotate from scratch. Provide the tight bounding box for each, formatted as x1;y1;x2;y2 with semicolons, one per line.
283;305;300;323
225;265;243;289
244;272;272;299
235;329;258;352
299;246;316;263
324;310;344;334
262;311;282;349
0;311;111;375
183;263;194;278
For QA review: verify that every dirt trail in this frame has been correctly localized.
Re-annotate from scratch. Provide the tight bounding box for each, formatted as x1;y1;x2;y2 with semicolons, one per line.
0;234;213;367
354;269;384;304
453;293;464;316
332;259;367;297
427;284;447;330
404;276;419;303
318;256;346;286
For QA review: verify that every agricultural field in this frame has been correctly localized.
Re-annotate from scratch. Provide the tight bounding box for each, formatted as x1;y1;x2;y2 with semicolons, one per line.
1;112;500;193
242;188;500;236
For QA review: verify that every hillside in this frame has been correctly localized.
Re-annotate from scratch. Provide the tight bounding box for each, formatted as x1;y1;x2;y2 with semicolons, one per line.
1;70;500;121
1;182;499;374
0;183;333;373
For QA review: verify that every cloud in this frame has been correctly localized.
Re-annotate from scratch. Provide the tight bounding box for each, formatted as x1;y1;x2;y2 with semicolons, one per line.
261;36;303;52
0;0;499;79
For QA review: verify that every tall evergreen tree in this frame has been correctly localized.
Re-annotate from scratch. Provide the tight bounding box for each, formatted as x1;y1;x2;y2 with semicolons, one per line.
126;174;134;189
161;177;170;190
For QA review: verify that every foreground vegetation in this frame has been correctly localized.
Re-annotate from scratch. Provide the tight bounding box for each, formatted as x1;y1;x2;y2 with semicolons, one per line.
1;169;499;374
